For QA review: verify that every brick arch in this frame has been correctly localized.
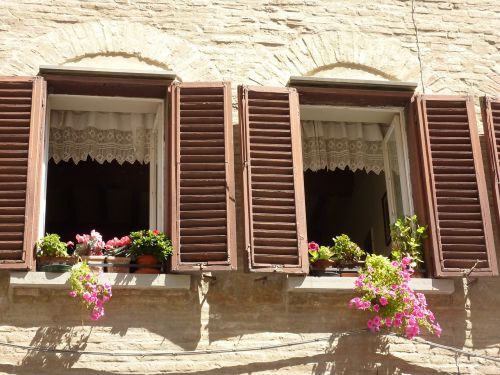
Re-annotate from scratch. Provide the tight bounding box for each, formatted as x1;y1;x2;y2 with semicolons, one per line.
247;31;422;87
2;21;221;81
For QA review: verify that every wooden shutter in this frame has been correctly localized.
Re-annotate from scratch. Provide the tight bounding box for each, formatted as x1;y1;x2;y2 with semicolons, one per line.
170;82;236;271
416;95;498;277
0;77;46;270
239;86;308;273
483;97;500;251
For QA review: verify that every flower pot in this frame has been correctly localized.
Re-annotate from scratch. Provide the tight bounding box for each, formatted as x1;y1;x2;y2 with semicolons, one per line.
36;256;77;271
135;254;161;274
106;257;131;273
81;255;106;272
311;259;335;270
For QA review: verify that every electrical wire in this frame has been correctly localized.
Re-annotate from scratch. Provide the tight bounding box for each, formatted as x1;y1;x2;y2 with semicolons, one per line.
1;329;499;363
411;0;426;94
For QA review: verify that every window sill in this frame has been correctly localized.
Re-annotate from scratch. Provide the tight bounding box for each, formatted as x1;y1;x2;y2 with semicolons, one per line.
286;276;454;295
9;272;191;290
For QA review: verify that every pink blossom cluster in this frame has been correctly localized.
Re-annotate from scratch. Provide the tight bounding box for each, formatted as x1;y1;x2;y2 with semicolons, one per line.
75;230;105;255
308;241;320;251
69;271;112;321
348;256;441;339
105;236;131;250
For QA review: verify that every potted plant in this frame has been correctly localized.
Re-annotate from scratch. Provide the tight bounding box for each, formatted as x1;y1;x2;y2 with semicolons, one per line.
308;241;337;274
73;230;106;271
348;254;441;339
331;234;365;276
68;261;112;321
128;230;173;274
36;233;76;272
104;236;132;273
390;215;427;277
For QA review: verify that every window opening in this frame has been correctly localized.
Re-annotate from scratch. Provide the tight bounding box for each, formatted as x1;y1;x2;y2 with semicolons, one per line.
40;95;164;240
301;106;412;254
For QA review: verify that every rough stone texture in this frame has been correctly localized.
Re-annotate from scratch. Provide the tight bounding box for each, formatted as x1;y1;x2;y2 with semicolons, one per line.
0;0;499;374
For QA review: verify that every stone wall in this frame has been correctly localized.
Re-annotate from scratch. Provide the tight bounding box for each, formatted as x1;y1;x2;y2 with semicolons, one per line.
0;0;499;374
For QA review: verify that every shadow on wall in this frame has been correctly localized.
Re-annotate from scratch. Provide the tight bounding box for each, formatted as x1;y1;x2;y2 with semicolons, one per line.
1;285;203;350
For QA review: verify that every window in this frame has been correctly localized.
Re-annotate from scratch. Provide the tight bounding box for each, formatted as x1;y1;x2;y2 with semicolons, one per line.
0;70;237;272
238;80;498;277
300;105;412;254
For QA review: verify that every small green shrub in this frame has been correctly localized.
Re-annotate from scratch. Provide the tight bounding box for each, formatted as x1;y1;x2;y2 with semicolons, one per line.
36;233;69;257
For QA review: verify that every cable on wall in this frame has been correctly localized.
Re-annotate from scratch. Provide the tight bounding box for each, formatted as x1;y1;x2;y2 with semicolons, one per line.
411;0;426;94
1;329;499;363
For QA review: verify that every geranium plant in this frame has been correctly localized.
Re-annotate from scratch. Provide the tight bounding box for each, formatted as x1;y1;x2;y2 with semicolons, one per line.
308;241;334;264
74;230;105;256
68;261;112;321
128;229;173;260
104;235;131;256
348;254;441;339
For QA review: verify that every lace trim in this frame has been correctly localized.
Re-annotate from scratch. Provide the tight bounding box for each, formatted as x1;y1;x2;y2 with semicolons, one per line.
302;137;384;174
49;127;151;165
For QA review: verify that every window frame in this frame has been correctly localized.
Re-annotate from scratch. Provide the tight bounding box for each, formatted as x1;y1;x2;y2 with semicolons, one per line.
39;94;166;239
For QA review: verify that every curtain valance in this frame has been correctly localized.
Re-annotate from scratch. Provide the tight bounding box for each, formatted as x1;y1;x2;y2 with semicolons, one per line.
49;110;155;165
301;120;385;174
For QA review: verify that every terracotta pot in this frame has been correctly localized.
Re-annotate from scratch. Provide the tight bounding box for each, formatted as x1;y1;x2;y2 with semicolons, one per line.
106;257;131;273
412;270;426;278
310;259;335;270
135;254;161;274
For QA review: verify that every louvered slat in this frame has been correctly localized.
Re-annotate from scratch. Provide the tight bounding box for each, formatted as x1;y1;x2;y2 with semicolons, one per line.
239;86;307;273
0;77;45;270
419;96;497;276
171;82;236;271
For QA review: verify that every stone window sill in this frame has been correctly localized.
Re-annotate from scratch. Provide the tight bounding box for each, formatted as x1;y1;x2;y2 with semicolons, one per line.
286;276;454;295
9;272;191;290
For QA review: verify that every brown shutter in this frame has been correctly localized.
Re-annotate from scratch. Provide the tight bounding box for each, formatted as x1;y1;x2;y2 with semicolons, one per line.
483;97;500;251
0;77;46;270
416;95;498;277
170;82;236;272
238;86;308;273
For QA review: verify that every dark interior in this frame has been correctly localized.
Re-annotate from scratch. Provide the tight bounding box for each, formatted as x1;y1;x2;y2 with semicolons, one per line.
304;168;389;253
45;157;149;243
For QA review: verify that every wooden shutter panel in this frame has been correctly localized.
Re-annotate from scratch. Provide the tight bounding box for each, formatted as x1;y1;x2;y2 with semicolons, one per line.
417;95;498;277
483;97;500;252
170;82;236;271
239;86;308;273
0;77;46;270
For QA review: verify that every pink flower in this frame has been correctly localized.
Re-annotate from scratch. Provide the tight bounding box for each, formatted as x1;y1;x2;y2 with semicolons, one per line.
385;318;392;327
379;297;388;306
308;241;319;251
402;256;412;266
66;241;75;248
433;323;442;337
373;304;380;312
68;291;77;298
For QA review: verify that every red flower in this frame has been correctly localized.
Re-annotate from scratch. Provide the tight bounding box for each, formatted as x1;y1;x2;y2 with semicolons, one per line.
308;241;319;251
152;230;160;235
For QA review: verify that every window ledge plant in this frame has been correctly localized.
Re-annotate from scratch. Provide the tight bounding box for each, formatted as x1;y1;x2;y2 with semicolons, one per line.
349;254;441;339
36;233;76;272
128;230;173;274
348;215;440;339
68;261;112;321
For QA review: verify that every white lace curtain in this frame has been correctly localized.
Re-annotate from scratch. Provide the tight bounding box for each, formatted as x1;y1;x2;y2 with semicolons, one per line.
301;120;385;174
49;110;156;165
